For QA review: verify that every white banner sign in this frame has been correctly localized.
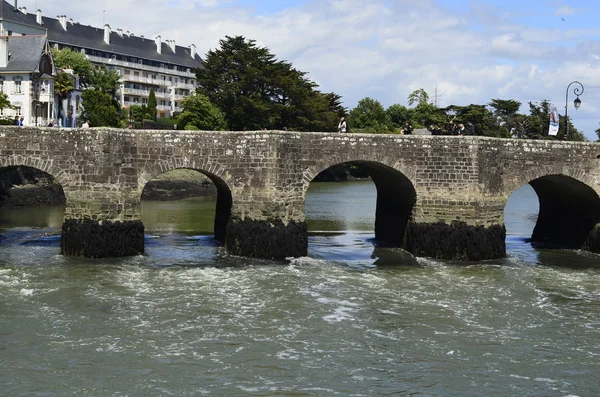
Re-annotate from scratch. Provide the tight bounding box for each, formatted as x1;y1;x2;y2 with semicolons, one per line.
548;105;559;136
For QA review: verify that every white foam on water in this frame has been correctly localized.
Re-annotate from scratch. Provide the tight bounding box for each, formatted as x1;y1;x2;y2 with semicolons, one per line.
19;288;34;296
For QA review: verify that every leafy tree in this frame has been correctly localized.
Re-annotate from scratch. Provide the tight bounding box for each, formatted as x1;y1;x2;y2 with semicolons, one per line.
89;68;121;99
196;35;341;131
488;98;521;136
0;91;12;112
80;90;120;127
54;72;75;125
51;48;93;86
407;88;430;107
128;105;146;126
348;97;390;133
386;104;414;130
147;89;157;121
176;93;226;130
596;123;600;142
488;99;521;117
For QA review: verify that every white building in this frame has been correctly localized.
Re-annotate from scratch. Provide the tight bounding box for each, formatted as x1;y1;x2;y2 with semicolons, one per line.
1;0;203;125
0;33;55;126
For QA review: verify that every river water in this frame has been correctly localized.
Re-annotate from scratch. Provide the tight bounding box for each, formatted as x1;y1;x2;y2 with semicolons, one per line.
1;182;599;396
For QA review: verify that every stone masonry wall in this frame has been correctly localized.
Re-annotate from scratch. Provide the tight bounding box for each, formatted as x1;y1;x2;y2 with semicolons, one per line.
1;126;599;259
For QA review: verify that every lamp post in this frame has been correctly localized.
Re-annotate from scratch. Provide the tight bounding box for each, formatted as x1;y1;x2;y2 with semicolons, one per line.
564;81;584;141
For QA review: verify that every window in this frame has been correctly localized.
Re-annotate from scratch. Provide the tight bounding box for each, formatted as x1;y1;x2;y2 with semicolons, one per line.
124;69;130;75
13;76;23;94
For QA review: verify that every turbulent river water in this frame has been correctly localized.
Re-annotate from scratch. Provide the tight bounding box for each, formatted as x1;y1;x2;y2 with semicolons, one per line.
1;182;599;396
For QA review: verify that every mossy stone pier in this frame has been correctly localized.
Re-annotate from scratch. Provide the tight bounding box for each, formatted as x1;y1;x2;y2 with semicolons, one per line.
1;126;599;260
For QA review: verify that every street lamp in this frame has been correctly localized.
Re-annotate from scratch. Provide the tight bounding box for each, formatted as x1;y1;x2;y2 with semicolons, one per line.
564;81;584;140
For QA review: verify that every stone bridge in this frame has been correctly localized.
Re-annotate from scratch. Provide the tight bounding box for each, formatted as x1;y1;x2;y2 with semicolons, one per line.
1;126;599;261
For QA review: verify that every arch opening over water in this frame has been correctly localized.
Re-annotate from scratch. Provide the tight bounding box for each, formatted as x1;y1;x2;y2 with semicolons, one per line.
529;175;600;249
140;168;231;244
0;165;66;229
505;175;600;251
306;161;416;248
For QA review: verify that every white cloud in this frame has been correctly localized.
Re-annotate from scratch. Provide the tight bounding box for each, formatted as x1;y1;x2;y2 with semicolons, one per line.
29;0;600;139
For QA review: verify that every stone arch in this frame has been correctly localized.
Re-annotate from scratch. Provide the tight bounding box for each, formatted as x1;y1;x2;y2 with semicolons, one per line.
503;165;599;199
504;171;600;250
138;158;233;244
0;155;71;206
303;156;417;247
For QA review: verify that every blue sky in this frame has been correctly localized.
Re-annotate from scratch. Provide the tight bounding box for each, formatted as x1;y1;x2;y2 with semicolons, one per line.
32;0;600;139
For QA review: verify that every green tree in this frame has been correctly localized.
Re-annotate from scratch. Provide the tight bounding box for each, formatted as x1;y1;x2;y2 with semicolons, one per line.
488;99;521;136
196;35;341;131
128;105;146;126
176;93;226;130
407;88;430;107
348;97;390;133
54;72;75;125
51;48;93;86
596;123;600;142
386;104;414;131
89;68;121;99
80;90;120;127
147;89;157;121
0;91;12;113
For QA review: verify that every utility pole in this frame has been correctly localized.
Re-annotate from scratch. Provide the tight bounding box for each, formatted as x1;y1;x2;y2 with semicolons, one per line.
433;86;443;107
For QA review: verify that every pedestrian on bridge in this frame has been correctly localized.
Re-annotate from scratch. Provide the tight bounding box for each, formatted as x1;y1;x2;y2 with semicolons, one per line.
338;117;347;133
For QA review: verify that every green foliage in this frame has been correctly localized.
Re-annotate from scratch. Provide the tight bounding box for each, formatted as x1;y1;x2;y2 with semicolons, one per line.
488;99;521;116
176;93;226;131
596;124;600;142
348;97;390;133
0;91;12;112
196;35;343;131
128;105;145;126
89;68;121;99
386;104;414;130
80;90;120;127
51;48;93;86
54;72;75;99
147;89;157;121
407;88;430;107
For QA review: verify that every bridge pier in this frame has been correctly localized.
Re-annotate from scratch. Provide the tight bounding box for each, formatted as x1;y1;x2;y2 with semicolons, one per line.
406;221;506;261
225;218;307;260
405;200;507;261
61;219;144;258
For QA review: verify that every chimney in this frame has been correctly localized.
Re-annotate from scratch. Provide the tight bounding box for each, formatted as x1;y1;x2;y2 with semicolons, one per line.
36;9;42;25
58;15;67;31
13;1;17;10
19;6;26;14
69;18;74;25
190;44;196;59
168;39;176;53
103;24;111;45
116;28;123;38
0;36;8;68
155;35;162;54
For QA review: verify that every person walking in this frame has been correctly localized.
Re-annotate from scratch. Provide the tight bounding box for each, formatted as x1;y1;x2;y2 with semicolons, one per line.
17;116;24;126
338;117;347;133
402;121;413;135
467;121;476;136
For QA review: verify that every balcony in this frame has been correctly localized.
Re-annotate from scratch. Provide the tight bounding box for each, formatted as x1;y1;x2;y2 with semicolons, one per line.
122;74;169;87
122;88;170;99
173;81;196;90
86;55;196;78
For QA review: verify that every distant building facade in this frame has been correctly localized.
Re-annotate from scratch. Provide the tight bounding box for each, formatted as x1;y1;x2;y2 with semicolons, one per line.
0;33;55;126
0;0;203;125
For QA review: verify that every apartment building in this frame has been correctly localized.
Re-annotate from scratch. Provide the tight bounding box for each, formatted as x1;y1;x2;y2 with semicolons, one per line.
1;0;203;122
